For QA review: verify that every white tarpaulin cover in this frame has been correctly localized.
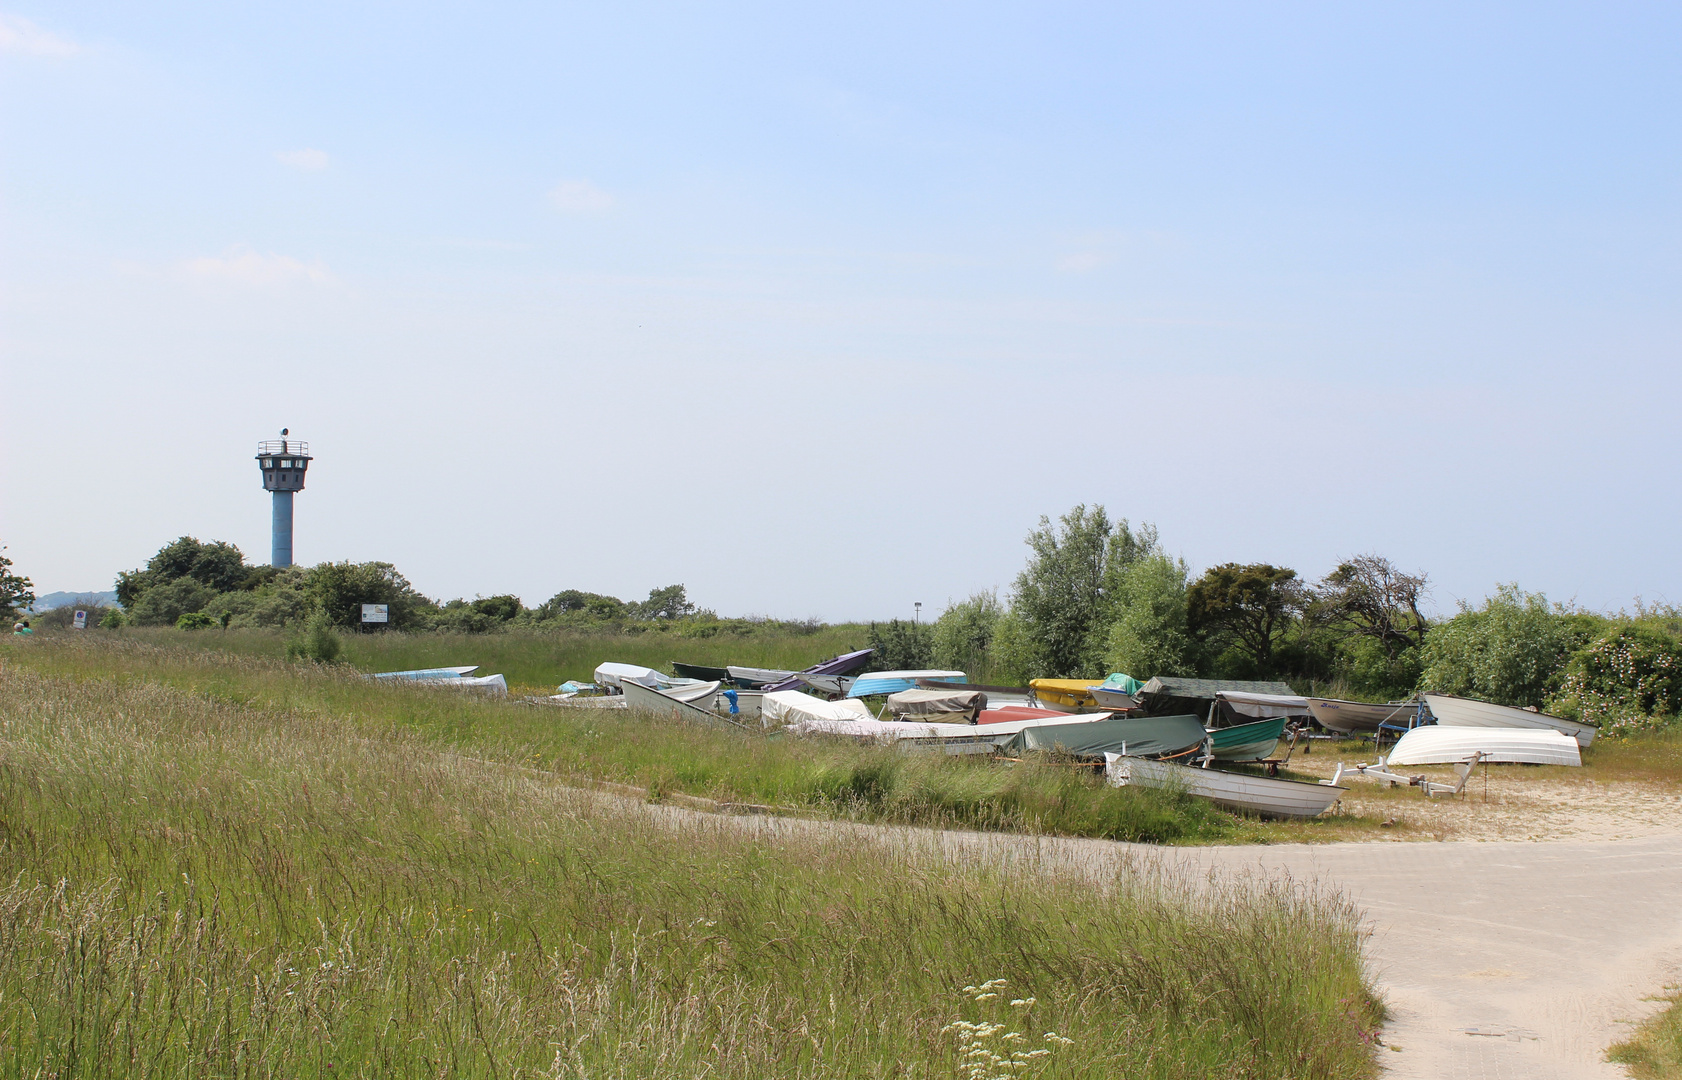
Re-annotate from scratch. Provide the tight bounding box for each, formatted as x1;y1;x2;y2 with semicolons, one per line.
761;691;876;728
885;688;988;721
1214;690;1312;719
594;663;669;690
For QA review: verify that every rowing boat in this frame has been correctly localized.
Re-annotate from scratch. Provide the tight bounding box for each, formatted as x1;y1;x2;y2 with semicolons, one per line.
1104;754;1346;818
1422;693;1597;748
1206;716;1285;761
727;665;796;688
1385;725;1581;767
1304;697;1427;734
671;661;732;682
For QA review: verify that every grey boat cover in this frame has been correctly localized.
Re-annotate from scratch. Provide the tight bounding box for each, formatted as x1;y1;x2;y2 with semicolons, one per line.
1214;690;1312;721
886;688;988;721
1001;714;1207;759
1137;677;1297;717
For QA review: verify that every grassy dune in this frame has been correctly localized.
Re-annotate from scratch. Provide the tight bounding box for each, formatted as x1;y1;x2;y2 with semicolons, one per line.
1611;992;1682;1079
0;644;1382;1078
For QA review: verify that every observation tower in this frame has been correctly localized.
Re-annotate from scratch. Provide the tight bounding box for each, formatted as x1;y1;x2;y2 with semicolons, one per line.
255;429;312;568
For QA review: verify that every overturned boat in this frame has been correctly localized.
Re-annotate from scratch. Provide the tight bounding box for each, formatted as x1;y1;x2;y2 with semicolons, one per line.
1423;693;1597;748
1385;724;1581;767
1304;696;1428;734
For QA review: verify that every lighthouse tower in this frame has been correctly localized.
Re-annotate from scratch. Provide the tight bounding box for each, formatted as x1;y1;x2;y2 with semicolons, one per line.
255;429;312;568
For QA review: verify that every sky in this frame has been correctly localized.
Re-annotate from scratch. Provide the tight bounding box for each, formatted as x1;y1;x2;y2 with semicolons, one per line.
3;2;1680;620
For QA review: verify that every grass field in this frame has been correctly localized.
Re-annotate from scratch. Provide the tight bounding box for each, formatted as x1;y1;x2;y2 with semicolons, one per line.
105;623;875;693
2;632;1402;844
1611;990;1682;1079
0;634;1382;1078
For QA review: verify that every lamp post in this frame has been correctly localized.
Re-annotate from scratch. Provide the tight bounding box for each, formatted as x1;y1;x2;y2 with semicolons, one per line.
914;601;922;625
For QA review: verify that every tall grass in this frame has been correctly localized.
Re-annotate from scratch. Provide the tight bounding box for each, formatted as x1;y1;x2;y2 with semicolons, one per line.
0;660;1381;1078
1610;993;1682;1079
104;624;872;689
4;635;1235;844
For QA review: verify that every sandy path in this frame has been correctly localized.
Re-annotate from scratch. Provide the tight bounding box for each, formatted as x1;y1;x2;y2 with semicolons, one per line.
704;810;1682;1078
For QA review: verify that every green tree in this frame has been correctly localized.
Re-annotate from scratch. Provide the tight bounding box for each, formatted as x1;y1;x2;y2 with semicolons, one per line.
634;584;696;620
1187;563;1307;676
1105;553;1197;679
536;590;626;621
1313;554;1428;659
116;537;252;607
932;591;1001;676
868;619;934;671
1009;505;1158;679
307;562;430;629
471;595;524;622
285;609;342;663
0;544;34;621
128;577;215;626
1417;585;1591;708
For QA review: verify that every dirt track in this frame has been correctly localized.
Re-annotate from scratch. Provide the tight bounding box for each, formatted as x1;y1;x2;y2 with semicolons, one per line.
707;809;1682;1078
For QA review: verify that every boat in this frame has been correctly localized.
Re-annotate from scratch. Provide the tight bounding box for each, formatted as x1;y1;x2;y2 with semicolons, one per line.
1212;690;1312;723
594;662;670;691
662;679;723;705
847;670;967;698
1002;714;1208;759
370;665;481;681
1386;725;1581;767
671;661;732;682
1089;687;1139;709
1136;677;1299;717
433;673;508;694
977;706;1065;724
762;691;879;728
885;688;988;722
918;680;1033;707
621;680;747;728
727;665;796;688
1423;693;1597;748
1206;716;1286;761
1304;697;1428;734
760;648;877;693
796;672;855;697
1028;679;1103;711
1104;754;1346;819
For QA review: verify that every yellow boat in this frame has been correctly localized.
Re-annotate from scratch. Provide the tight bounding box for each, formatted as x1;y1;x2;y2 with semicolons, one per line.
1029;679;1103;711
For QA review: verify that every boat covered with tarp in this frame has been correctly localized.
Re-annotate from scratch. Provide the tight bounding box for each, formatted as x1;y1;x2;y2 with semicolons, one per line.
761;648;877;694
885;687;988;722
1136;677;1298;718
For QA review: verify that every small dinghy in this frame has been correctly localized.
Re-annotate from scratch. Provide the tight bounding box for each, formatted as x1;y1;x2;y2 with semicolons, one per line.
1386;725;1581;767
1205;716;1286;761
1104;754;1346;819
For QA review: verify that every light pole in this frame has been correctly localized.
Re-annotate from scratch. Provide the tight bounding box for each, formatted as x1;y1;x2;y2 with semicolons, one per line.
914;602;922;626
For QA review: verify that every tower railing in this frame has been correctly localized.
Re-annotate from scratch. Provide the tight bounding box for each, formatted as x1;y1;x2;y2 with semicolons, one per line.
256;440;310;456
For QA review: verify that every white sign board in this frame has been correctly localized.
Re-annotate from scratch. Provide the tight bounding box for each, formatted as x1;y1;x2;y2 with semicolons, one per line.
72;610;87;630
360;604;389;624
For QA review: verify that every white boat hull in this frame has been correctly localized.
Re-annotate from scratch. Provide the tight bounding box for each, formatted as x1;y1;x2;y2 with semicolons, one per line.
1387;726;1581;767
1423;694;1597;748
1104;754;1346;819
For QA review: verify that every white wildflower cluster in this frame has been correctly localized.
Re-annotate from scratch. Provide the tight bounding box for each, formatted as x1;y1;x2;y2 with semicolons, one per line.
943;979;1068;1080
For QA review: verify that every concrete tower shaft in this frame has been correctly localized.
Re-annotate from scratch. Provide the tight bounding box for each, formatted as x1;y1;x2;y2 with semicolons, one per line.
256;437;311;568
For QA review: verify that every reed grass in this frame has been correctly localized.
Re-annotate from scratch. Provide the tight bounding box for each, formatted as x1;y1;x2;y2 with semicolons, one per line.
0;649;1381;1078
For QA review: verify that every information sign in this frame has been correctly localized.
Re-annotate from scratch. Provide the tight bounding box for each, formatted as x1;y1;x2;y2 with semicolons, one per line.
360;604;389;624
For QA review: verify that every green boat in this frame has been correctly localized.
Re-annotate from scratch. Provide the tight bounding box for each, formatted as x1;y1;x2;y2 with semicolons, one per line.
1001;714;1207;759
1206;716;1286;761
672;661;732;682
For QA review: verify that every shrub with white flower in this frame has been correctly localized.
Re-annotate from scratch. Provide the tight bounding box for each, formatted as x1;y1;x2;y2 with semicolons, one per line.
1550;626;1682;736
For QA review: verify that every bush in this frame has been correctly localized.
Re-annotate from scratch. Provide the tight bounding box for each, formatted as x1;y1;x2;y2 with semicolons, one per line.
867;619;933;671
1106;553;1198;679
98;608;125;629
285;611;342;663
127;577;214;627
1418;585;1592;708
176;612;218;631
932;591;1000;676
1550;626;1682;736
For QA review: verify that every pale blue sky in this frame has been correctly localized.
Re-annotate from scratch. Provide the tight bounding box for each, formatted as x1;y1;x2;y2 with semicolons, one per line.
3;3;1679;618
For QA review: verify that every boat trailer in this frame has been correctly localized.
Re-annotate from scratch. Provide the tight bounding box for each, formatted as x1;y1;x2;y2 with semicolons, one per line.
1325;752;1485;798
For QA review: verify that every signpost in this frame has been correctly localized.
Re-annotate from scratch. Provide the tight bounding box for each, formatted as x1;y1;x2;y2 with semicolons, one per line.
72;610;87;630
360;604;389;627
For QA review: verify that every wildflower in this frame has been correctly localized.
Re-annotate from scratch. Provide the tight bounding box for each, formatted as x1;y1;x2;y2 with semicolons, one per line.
974;992;998;1001
1043;1032;1073;1046
1009;997;1036;1007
